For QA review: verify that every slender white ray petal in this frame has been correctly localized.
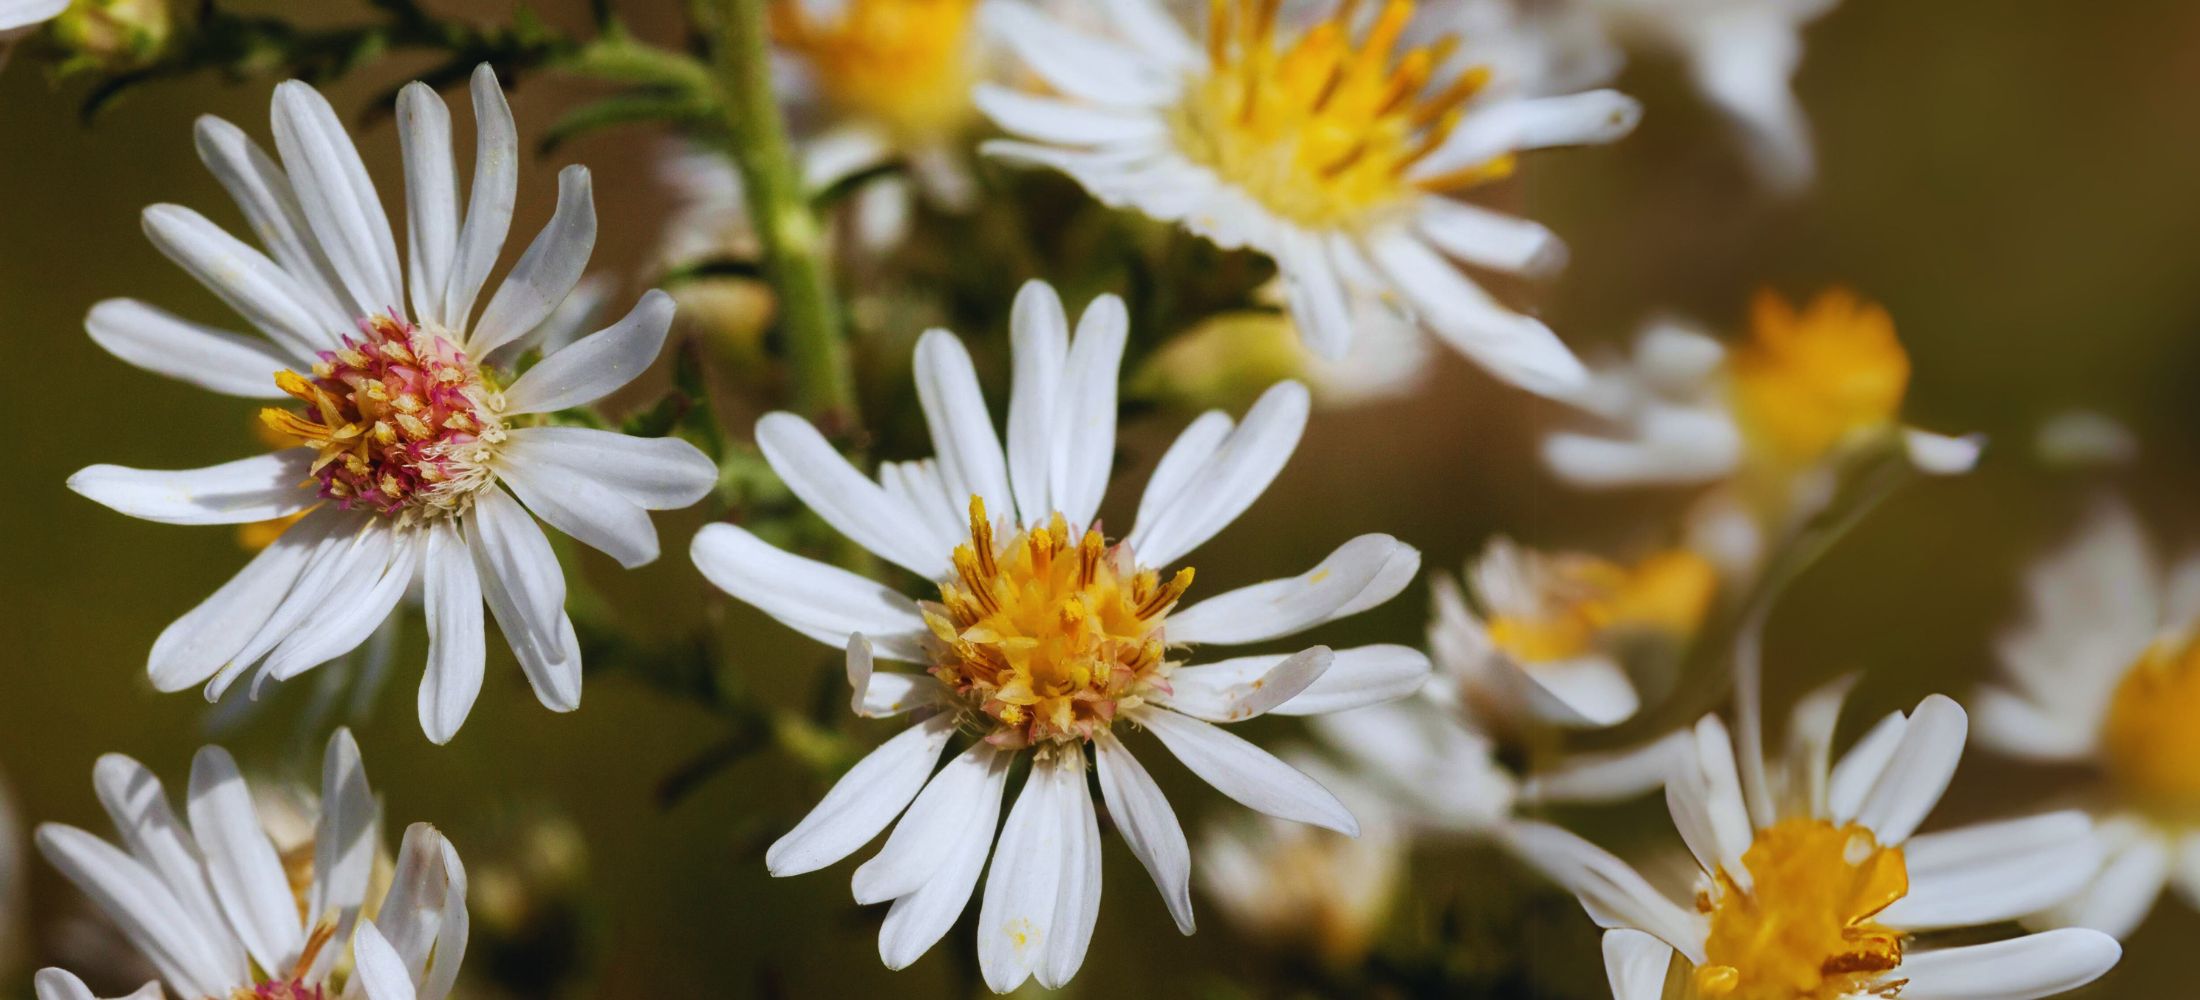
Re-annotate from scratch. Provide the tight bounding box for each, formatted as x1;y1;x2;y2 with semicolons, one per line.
34;969;163;1000
1168;535;1408;645
469;492;581;712
845;635;944;717
420;522;486;744
854;742;1009;904
86;298;297;398
880;459;965;556
141;203;334;359
1133;706;1357;834
1826;710;1908;823
1896;929;2121;1000
1500;820;1707;964
500;448;658;568
502;290;674;415
1972;687;2096;762
1882;811;2102;931
442;65;519;330
34;824;239;997
269;81;403;319
690;524;929;659
1849;695;1966;844
374;824;455;981
191;115;352;331
470;165;597;356
1156;647;1331;722
419;836;469;1000
260;533;418;682
913;331;1015;524
1364;230;1586;397
1127;382;1309;568
205;515;374;699
0;0;68;30
1276;228;1353;360
752;413;950;578
766;714;956;877
1603;929;1678;1000
144;508;337;692
2043;831;2170;940
1412;91;1643;180
1051;294;1127;529
975;87;1167;145
1005;281;1069;522
982;2;1180;107
1094;729;1193;934
187;746;306;974
977;754;1070;993
350;921;420;1000
1515;656;1640;728
1040;758;1103;989
1416;197;1566;277
397;82;460;329
1522;731;1691;806
309;729;378;956
1128;410;1231;552
499;427;717;510
70;451;315;526
1905;429;1985;476
1098;0;1200;69
876;747;1010;970
1175;645;1427;718
88;755;241;973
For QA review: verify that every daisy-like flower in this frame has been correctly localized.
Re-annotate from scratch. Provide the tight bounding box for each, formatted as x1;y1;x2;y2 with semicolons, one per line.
66;66;719;743
1544;289;1980;511
1975;499;2200;938
690;280;1428;991
1513;681;2123;1000
975;0;1640;392
34;730;466;1000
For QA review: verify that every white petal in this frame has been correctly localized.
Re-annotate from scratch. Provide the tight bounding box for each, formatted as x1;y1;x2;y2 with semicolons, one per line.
976;86;1167;145
1499;820;1706;964
854;742;1009;904
187;746;305;974
87;298;297;397
191;114;352;332
913;330;1014;525
34;825;238;997
876;747;1010;970
309;728;378;951
1040;756;1103;989
419;522;486;744
1905;429;1985;476
1126;410;1231;556
1098;0;1200;70
1603;929;1678;1000
980;3;1180;107
690;524;929;659
349;921;420;1000
1094;730;1193;933
1365;231;1586;397
259;531;417;682
1005;281;1069;524
751;412;950;578
1169;535;1412;645
2042;829;2169;940
469;491;579;711
845;635;943;717
470;165;597;356
1133;707;1356;834
765;714;956;877
0;0;67;30
500;426;717;510
1416;197;1566;277
1826;710;1907;823
372;824;456;984
1050;294;1127;529
397;82;460;330
203;515;380;699
502;290;674;415
500;446;659;568
1130;381;1309;568
88;755;238;968
1157;647;1332;722
144;508;337;692
1521;732;1690;806
34;969;161;1000
441;65;519;330
1883;811;2103;932
1667;715;1753;886
1176;644;1428;718
1972;687;2096;763
270;81;403;319
1897;929;2121;1000
1276;229;1354;360
70;452;314;526
1413;90;1642;179
1849;694;1967;844
977;752;1070;993
418;836;469;1000
141;203;337;360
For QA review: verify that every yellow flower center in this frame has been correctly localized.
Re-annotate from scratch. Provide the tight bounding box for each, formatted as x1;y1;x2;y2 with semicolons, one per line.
2103;635;2200;821
1170;0;1507;229
1728;289;1911;466
1485;549;1718;663
775;0;982;143
924;497;1193;750
1694;818;1909;1000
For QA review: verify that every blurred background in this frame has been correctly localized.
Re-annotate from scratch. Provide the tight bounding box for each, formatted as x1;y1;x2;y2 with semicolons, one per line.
4;0;2200;996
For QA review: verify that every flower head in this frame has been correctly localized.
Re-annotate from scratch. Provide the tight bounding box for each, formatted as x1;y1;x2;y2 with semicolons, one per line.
977;0;1638;391
776;0;984;144
65;66;719;743
691;280;1430;992
33;731;465;1000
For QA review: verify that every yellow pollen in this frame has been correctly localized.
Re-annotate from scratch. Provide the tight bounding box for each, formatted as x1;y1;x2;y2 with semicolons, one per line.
775;0;981;143
1484;549;1717;664
2102;633;2200;822
1694;818;1909;1000
1728;288;1911;466
1171;0;1500;228
925;496;1189;748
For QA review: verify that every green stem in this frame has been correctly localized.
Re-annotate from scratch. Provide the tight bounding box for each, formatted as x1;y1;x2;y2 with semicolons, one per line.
709;0;859;429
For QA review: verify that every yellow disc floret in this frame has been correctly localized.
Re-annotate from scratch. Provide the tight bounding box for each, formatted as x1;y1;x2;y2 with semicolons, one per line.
1728;289;1911;467
1483;547;1718;664
1171;0;1505;229
2103;634;2200;822
775;0;982;144
1694;818;1909;1000
925;497;1193;750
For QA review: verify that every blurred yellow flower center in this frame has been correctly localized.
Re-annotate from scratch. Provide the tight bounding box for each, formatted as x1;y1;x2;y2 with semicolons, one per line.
925;497;1192;749
775;0;981;143
1693;818;1908;1000
1485;548;1717;663
1728;289;1911;466
1172;0;1506;229
2103;635;2200;820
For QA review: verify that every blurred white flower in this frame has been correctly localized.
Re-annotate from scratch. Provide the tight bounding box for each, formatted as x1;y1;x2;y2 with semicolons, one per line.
35;730;466;1000
691;280;1429;992
1198;754;1406;965
2035;409;2139;470
1976;498;2200;939
976;0;1640;395
0;0;64;31
67;66;719;743
1513;682;2120;1000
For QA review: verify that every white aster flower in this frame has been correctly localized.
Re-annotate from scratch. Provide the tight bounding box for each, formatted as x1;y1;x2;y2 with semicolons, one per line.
34;730;466;1000
1513;682;2122;1000
975;0;1639;394
690;280;1429;992
66;65;719;743
1975;498;2200;939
